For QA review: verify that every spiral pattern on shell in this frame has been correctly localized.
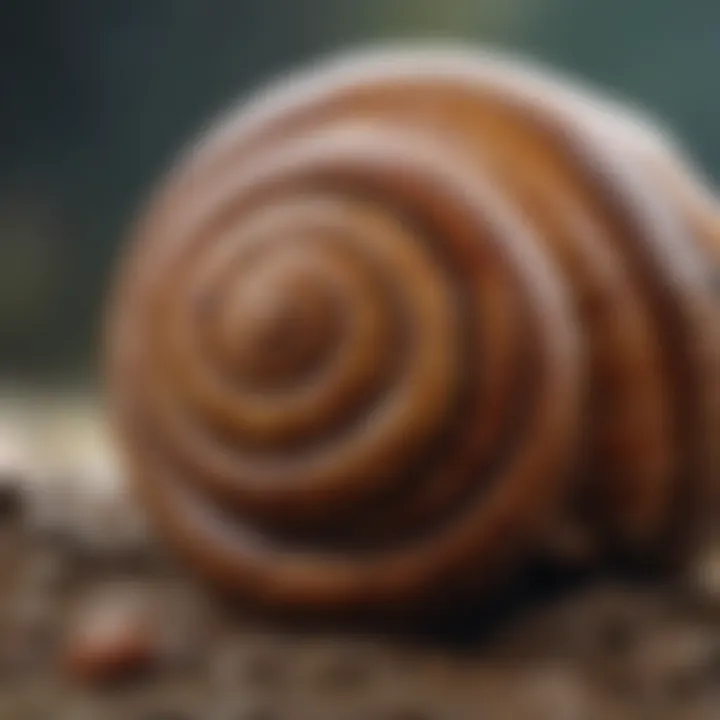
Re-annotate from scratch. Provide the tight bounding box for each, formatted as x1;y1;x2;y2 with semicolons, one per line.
106;47;720;615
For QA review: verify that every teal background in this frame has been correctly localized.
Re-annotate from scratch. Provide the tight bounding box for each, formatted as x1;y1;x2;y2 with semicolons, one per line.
1;0;718;379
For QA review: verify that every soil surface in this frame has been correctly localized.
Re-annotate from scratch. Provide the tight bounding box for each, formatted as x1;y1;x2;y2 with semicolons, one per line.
0;389;718;719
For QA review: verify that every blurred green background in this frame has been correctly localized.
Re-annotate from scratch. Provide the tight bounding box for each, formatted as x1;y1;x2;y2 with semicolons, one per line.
1;0;718;381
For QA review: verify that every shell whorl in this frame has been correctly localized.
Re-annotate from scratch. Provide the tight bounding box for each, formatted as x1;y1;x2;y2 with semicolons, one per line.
106;47;720;615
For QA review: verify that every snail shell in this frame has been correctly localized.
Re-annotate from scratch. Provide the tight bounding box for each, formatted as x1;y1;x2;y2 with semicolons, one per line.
105;46;720;615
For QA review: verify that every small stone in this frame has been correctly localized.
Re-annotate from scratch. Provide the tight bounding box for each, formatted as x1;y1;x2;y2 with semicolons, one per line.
63;585;162;685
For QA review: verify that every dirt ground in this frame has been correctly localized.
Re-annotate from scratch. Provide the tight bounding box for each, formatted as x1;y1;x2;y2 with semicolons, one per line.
0;389;718;719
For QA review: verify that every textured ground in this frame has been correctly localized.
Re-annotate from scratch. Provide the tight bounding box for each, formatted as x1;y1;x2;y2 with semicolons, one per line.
0;388;718;719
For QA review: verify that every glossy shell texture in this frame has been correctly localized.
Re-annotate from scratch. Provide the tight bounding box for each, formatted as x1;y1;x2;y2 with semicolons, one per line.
105;46;720;616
